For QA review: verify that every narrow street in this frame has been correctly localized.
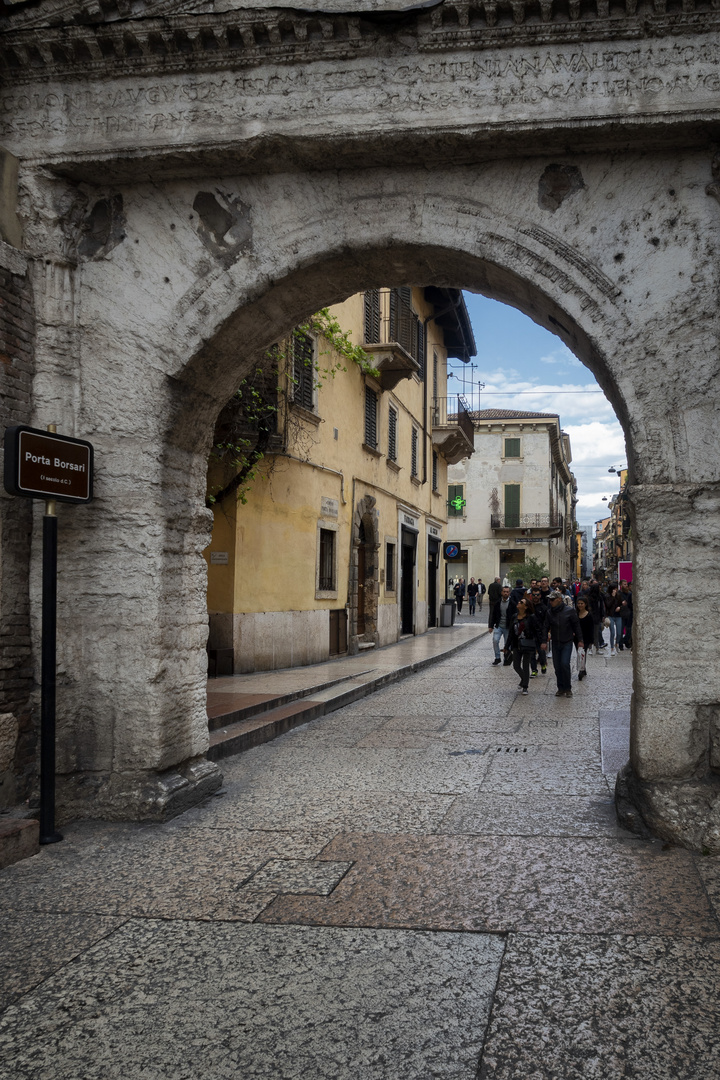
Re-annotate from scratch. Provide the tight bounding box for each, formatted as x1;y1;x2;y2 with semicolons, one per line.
1;635;718;1079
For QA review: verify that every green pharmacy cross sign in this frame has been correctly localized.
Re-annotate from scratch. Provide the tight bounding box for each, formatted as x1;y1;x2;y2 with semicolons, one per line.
450;495;466;512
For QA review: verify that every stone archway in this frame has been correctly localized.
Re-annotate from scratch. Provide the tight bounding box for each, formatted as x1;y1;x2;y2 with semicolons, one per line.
350;497;381;653
2;3;719;848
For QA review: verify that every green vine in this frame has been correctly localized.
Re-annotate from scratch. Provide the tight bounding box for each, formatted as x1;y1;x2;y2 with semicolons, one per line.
207;309;378;507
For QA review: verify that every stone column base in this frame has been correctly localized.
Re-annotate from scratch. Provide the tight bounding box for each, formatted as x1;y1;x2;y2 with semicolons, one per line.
55;757;223;825
616;763;720;855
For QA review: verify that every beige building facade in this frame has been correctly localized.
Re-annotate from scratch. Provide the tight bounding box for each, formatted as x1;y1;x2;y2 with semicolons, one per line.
205;288;475;672
447;410;575;589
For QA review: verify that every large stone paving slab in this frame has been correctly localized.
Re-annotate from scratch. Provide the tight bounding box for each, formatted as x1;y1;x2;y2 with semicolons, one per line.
478;934;720;1080
177;789;456;834
437;793;620;838
258;834;719;936
0;920;505;1080
0;910;125;1013
479;747;608;796
0;823;335;922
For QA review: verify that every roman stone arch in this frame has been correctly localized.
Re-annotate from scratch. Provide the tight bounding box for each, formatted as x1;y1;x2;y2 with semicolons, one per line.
350;496;381;652
1;1;719;849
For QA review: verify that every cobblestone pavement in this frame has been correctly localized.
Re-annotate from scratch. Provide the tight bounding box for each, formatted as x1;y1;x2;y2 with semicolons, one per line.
1;636;719;1079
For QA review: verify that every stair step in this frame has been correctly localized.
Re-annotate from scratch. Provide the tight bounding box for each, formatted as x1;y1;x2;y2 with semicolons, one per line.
208;698;325;760
207;669;372;732
0;818;39;869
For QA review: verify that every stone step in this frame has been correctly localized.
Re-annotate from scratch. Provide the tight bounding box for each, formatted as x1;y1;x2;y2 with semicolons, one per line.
0;818;39;869
207;669;372;734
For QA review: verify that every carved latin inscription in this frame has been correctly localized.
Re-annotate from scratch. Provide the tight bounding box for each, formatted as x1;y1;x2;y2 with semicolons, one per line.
1;39;719;157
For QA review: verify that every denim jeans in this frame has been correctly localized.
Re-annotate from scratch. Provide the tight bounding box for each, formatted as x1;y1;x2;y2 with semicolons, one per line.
552;640;574;691
492;626;509;659
468;597;476;615
610;616;623;649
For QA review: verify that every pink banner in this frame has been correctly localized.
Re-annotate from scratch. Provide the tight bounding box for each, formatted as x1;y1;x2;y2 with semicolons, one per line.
618;561;633;584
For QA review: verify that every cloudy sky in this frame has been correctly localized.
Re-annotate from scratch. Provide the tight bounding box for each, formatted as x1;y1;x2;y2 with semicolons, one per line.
456;293;627;531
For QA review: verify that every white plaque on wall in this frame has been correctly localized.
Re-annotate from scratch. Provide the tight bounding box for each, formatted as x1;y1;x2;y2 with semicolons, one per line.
321;497;339;518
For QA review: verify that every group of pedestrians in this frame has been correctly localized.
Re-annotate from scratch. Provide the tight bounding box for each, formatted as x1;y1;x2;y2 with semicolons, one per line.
487;574;633;698
453;577;486;616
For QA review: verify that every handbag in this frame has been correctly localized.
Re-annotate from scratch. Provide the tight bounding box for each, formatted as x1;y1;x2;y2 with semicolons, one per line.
603;617;610;628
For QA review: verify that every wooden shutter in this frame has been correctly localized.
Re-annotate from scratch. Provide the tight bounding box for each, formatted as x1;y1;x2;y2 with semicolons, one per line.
411;426;418;477
388;405;397;461
448;483;463;517
504;484;521;527
293;331;315;410
364;290;381;344
432;451;438;491
365;387;378;448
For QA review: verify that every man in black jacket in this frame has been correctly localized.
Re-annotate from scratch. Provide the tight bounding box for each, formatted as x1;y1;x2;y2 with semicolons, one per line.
486;577;502;629
544;590;581;697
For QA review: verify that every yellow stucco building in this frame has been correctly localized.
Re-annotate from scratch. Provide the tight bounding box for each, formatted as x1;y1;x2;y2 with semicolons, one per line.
205;287;476;672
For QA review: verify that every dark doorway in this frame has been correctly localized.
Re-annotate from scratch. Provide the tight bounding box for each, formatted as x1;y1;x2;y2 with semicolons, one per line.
428;538;439;627
357;528;366;635
401;527;416;635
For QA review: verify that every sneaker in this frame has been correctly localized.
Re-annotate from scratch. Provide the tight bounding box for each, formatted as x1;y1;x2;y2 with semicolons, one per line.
555;690;565;696
530;671;537;678
578;671;586;681
565;690;573;698
618;645;624;651
610;649;616;656
521;688;529;695
541;665;547;674
492;658;502;666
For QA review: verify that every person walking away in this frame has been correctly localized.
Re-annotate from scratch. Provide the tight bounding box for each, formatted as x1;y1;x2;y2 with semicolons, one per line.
491;586;512;665
605;584;622;655
529;587;549;674
575;596;594;680
467;578;479;616
587;582;606;653
510;597;543;694
487;577;502;629
454;577;466;614
618;580;633;649
477;578;486;612
545;590;581;698
510;579;525;606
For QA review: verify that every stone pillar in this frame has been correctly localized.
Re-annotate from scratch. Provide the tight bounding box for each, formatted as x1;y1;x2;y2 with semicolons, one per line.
617;485;720;852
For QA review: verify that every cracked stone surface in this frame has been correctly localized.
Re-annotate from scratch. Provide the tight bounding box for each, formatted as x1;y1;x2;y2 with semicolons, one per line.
0;921;505;1080
1;634;718;1077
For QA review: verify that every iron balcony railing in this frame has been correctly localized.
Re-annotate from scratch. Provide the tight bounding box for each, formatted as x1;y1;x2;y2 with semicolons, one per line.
431;395;474;444
491;513;564;531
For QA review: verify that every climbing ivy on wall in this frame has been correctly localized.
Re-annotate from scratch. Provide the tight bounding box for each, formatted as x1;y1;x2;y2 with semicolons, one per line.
206;307;379;507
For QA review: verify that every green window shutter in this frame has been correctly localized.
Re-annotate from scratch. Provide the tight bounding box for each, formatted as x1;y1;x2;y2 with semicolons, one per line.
504;484;520;527
364;290;381;344
448;484;464;517
504;437;521;458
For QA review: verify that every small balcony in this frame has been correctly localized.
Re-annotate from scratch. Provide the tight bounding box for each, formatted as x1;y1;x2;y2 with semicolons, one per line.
491;513;564;537
431;395;474;465
361;342;420;392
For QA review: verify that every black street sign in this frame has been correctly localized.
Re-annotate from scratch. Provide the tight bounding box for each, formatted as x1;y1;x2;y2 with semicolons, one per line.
4;426;93;504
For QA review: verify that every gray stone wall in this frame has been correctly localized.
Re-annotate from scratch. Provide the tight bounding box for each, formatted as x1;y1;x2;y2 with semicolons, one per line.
0;242;35;810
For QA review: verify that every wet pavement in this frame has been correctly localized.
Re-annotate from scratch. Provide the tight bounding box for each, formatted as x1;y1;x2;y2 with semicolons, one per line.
1;635;719;1078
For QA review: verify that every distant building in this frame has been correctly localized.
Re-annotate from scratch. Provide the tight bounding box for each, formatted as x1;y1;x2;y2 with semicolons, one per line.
447;410;576;590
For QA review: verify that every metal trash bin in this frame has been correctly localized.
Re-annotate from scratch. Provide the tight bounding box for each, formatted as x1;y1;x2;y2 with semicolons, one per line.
440;601;456;627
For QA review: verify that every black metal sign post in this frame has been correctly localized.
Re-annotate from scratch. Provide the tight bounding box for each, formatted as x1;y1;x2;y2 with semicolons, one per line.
41;489;61;844
3;423;94;845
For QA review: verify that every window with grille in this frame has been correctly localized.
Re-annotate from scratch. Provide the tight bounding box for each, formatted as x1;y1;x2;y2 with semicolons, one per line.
411;426;419;477
292;330;315;411
319;529;335;591
504;437;521;458
432;451;438;491
365;387;378;449
388;405;398;461
504;484;521;527
386;542;396;591
448;483;464;517
364;290;381;344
